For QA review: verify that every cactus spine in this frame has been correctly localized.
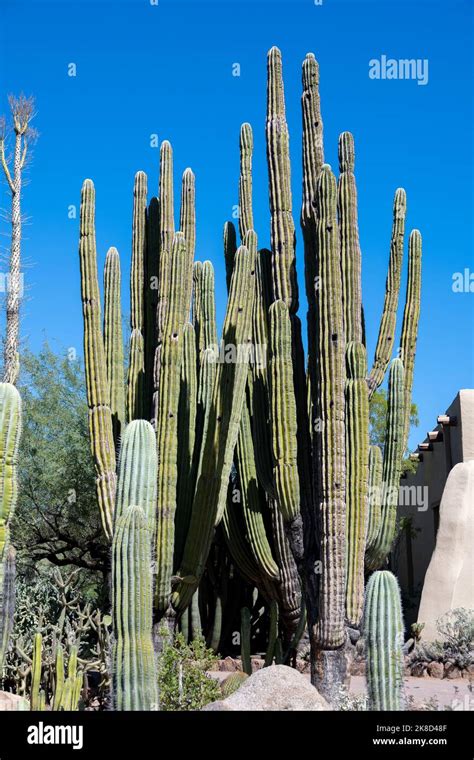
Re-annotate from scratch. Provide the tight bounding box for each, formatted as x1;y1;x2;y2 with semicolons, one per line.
364;570;404;710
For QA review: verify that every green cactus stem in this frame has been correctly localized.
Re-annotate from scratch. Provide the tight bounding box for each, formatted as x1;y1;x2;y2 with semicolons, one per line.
127;170;147;421
338;132;363;344
240;606;252;675
368;189;407;397
312;165;346;650
112;505;157;711
266;46;298;313
399;230;422;448
78;179;116;540
103;246;125;443
344;341;369;627
364;570;405;710
115;419;157;529
365;359;405;570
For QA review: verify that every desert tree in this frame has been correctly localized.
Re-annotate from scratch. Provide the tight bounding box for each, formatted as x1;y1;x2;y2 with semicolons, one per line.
0;94;37;384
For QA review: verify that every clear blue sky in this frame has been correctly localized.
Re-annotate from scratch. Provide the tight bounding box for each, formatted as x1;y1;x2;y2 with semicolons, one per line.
0;0;473;449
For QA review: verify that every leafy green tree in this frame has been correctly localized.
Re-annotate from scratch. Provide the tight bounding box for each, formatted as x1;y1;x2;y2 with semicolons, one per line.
11;345;108;591
369;388;419;452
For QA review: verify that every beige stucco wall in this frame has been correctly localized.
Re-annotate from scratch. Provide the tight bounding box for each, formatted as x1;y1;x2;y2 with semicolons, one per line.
396;390;474;635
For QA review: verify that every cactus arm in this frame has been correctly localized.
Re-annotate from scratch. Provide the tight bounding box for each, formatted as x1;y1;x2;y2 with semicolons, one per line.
127;171;147;421
78;179;116;540
179;168;196;323
338;132;363;344
366;444;383;552
399;230;422;448
364;570;405;710
344;342;369;627
365;359;405;570
367;189;407;397
239;123;254;240
266;47;298;313
156;141;175;349
103;247;125;444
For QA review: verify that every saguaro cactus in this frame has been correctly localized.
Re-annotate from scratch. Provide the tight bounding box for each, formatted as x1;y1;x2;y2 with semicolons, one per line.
112;505;157;711
364;570;405;710
0;382;21;668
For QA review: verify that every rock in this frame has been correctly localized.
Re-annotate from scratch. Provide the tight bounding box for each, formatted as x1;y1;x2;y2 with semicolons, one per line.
0;692;28;711
350;660;366;676
203;664;331;711
218;657;241;672
251;657;265;672
445;663;462;679
411;662;428;677
427;662;444;679
295;658;310;674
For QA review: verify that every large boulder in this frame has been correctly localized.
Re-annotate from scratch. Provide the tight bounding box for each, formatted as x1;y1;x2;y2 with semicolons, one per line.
203;664;331;711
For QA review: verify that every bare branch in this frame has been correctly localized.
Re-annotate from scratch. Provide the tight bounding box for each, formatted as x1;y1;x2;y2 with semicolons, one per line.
8;94;36;136
0;137;14;192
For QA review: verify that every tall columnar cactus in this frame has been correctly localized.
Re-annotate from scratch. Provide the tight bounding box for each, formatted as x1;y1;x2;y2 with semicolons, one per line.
104;247;125;444
79;180;116;541
179;168;196;323
77;44;422;700
344;342;369;627
399;230;422;448
364;570;405;711
154;232;188;616
112;504;157;711
0;382;21;668
127;171;147;421
266;47;298;313
311;165;346;650
338;133;363;345
239;123;254;239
